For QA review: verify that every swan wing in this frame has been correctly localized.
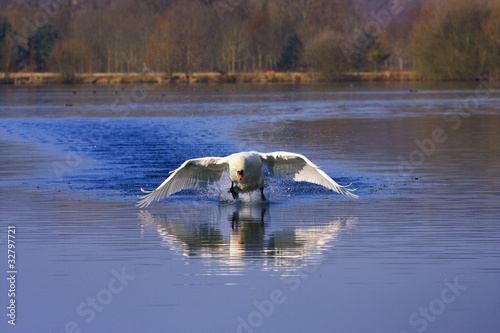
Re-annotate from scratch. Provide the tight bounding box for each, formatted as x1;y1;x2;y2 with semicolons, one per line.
137;157;228;207
260;151;358;199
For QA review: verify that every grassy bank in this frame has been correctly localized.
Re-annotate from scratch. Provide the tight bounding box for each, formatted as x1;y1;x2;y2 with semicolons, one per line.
0;71;425;85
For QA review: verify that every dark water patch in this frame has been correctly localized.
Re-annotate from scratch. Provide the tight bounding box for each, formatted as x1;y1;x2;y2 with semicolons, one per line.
1;117;237;200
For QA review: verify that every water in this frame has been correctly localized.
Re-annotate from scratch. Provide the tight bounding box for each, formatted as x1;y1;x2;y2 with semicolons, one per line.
0;82;499;332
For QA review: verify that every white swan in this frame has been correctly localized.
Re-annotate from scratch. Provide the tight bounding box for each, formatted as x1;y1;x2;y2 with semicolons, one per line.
137;151;357;207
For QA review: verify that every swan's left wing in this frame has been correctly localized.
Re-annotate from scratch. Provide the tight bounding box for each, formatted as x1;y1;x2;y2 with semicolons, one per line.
137;157;228;208
260;151;358;199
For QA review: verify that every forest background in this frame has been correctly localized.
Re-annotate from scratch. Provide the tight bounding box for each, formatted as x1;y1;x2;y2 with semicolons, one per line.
1;0;499;83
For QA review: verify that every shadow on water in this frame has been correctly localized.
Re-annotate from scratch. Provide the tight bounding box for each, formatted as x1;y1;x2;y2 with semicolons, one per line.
138;201;357;275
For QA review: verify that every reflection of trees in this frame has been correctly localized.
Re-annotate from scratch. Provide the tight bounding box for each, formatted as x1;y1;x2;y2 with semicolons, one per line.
139;203;356;274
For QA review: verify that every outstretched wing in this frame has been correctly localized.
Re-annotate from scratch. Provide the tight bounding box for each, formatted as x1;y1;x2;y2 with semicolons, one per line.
259;151;358;199
137;157;228;207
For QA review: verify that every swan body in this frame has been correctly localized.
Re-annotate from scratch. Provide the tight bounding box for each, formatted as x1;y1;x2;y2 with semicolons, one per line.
137;151;357;208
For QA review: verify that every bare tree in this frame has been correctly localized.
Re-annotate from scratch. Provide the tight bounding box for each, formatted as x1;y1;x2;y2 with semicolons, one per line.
410;0;493;79
221;18;248;73
304;29;349;80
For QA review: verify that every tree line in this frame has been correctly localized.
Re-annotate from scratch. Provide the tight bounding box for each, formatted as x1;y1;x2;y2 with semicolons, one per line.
1;0;499;81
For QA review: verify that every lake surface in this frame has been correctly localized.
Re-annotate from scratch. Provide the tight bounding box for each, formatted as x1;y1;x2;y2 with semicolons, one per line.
1;82;499;332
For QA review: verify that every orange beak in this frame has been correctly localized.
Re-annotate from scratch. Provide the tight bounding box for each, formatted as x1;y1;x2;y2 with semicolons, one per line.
237;173;243;180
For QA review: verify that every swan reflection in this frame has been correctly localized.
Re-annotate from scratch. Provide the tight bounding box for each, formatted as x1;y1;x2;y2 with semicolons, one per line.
139;202;356;274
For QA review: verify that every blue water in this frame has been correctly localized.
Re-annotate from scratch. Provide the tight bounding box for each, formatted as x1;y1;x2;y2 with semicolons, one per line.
0;83;499;332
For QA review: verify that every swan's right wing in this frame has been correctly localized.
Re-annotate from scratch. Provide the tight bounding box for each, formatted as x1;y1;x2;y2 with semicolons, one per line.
137;157;228;207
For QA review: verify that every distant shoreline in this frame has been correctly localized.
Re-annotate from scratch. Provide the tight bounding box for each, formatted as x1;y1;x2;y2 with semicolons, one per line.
0;71;431;85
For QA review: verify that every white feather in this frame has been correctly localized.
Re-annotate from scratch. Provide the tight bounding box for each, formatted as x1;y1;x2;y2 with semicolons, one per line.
259;152;358;199
137;151;358;207
137;157;228;208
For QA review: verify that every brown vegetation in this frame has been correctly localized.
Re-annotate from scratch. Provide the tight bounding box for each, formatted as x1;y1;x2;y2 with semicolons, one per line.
0;0;499;83
0;71;424;86
410;0;500;80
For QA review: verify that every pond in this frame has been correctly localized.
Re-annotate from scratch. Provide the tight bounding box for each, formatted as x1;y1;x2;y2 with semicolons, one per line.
0;82;499;332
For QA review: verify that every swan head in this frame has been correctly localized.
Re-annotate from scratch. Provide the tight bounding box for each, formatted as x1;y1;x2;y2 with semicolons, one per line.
233;155;247;180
